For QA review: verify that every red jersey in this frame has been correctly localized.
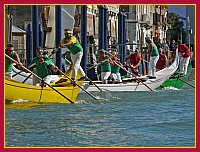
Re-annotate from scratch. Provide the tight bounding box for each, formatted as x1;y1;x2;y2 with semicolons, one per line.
178;44;190;58
129;53;141;71
156;54;167;70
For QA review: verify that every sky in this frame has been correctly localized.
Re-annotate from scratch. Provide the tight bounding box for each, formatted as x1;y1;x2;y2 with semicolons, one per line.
168;6;187;27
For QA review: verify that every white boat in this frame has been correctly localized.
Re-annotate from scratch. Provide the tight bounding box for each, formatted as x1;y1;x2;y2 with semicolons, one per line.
82;52;179;92
12;65;60;84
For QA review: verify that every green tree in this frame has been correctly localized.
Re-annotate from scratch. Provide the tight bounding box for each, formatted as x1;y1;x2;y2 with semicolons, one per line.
167;12;186;43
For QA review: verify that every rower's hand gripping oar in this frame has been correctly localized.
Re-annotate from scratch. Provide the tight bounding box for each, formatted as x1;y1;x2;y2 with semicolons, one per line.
49;45;67;57
5;54;75;104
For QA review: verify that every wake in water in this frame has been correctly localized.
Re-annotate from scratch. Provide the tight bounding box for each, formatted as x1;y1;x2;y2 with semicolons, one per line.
77;90;122;104
10;99;30;103
162;86;181;91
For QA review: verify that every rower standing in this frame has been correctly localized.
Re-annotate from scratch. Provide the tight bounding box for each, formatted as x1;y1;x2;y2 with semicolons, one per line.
59;29;86;84
142;36;159;79
177;40;191;76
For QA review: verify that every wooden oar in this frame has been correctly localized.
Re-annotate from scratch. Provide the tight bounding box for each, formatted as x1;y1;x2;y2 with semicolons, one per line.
86;58;109;71
5;54;74;104
113;60;154;92
48;46;63;57
178;77;195;88
63;58;103;92
57;68;99;100
86;77;103;92
22;73;32;83
104;50;154;92
86;63;100;71
28;62;37;69
12;70;23;78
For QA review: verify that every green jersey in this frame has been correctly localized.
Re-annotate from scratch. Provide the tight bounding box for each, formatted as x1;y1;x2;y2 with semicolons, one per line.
29;55;54;79
111;65;120;74
5;51;15;72
99;56;111;72
148;42;159;57
61;36;83;55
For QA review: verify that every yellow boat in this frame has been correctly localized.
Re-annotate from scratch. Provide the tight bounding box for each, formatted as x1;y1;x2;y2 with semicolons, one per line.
5;76;84;104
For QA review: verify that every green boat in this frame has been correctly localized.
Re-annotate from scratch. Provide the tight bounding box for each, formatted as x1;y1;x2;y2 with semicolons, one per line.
157;63;193;89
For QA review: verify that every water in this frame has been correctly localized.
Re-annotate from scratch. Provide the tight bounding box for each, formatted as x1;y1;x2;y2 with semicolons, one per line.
5;81;195;147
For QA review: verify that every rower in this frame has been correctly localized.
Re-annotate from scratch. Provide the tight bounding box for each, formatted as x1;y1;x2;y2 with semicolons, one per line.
124;49;141;77
110;56;122;83
5;43;23;79
28;48;58;85
156;48;168;70
98;49;113;84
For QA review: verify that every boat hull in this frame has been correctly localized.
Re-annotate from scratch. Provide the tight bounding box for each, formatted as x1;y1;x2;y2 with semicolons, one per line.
82;50;179;92
5;79;82;103
157;64;193;89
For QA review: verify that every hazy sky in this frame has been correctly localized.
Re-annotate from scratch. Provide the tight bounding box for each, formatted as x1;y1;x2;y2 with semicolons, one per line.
168;6;187;27
168;6;186;17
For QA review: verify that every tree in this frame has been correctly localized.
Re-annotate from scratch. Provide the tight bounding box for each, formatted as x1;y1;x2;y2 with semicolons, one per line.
166;12;186;43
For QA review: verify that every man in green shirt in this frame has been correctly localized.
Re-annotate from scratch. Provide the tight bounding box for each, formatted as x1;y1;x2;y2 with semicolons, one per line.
59;29;86;83
143;36;159;79
98;49;113;84
29;48;58;85
110;56;122;83
5;43;23;79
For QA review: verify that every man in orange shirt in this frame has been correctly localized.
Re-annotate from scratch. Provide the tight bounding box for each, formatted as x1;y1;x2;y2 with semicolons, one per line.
178;41;190;76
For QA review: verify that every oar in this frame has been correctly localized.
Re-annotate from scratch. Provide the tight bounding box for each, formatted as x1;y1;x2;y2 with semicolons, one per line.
5;54;74;104
104;50;154;92
63;58;103;92
22;73;32;83
49;46;67;57
86;77;103;92
57;68;99;100
28;62;37;69
178;76;195;88
113;60;154;92
86;58;109;71
105;50;153;91
12;70;23;78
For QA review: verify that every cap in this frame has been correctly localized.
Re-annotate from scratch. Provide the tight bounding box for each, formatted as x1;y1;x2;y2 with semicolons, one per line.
145;36;151;41
64;29;73;34
99;49;105;53
37;48;44;52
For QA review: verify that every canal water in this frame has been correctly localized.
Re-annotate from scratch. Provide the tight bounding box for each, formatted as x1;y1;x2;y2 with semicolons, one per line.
5;80;195;147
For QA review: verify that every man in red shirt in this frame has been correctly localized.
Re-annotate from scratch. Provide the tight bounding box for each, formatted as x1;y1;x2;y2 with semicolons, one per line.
178;41;191;76
156;48;168;70
124;49;141;77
